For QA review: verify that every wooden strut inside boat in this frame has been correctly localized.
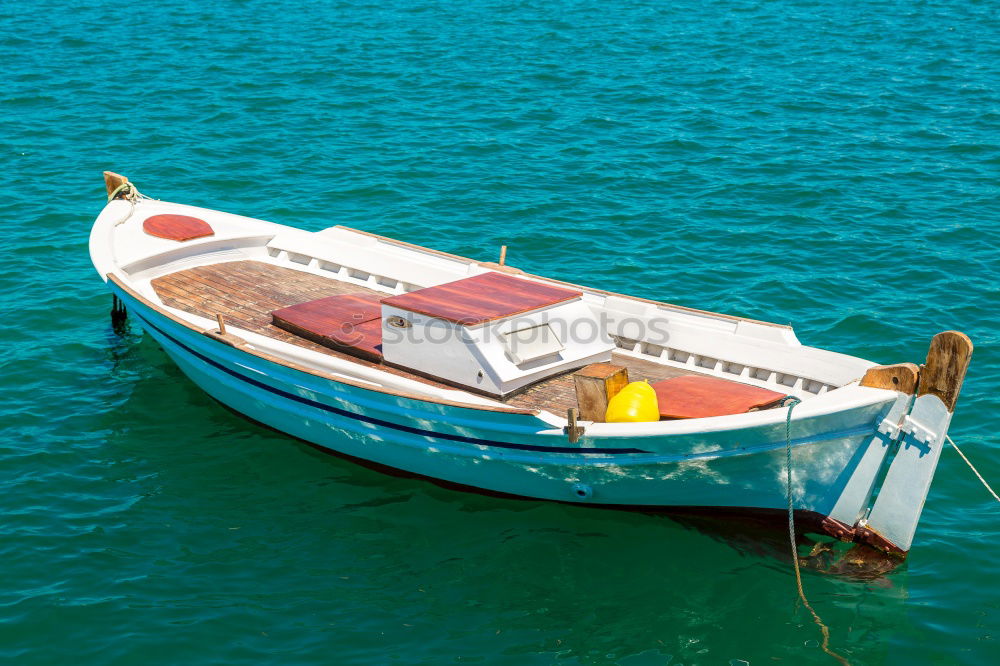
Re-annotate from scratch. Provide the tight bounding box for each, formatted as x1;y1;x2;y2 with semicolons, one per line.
95;171;973;558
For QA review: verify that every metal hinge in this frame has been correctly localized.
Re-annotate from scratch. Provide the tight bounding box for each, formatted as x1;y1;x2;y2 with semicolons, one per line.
877;414;935;446
877;416;903;440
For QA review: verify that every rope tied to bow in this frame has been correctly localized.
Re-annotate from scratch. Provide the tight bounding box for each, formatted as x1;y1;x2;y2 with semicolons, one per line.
108;180;153;226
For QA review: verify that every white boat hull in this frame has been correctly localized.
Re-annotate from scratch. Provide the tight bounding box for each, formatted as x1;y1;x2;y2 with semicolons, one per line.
90;183;972;556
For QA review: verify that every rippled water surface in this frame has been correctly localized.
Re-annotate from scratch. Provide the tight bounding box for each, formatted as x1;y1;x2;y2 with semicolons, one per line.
3;1;998;664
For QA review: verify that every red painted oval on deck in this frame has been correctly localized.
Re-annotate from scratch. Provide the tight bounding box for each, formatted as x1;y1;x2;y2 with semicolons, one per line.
143;214;215;242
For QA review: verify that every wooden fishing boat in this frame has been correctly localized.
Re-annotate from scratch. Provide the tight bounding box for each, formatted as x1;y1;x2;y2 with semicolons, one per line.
91;172;972;557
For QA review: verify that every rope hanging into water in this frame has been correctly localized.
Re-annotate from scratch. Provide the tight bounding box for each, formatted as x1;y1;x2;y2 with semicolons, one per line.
946;435;1000;503
783;397;850;666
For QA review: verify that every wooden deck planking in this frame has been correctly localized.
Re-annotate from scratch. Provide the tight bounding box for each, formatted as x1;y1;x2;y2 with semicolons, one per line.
152;261;395;372
151;260;706;415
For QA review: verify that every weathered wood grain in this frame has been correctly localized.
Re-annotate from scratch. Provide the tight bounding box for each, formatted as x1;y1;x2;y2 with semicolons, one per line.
153;261;391;366
860;363;920;394
505;354;700;413
919;330;973;412
573;363;629;422
103;171;129;199
119;272;535;414
565;408;584;443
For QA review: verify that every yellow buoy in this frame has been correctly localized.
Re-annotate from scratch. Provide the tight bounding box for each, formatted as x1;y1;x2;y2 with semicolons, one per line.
605;381;660;423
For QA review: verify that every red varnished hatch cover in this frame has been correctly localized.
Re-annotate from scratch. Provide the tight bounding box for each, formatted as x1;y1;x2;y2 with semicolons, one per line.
271;294;385;360
382;272;581;326
143;214;215;242
652;375;787;419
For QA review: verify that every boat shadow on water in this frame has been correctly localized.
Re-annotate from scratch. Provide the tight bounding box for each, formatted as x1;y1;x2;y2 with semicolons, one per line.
660;510;905;581
210;389;906;582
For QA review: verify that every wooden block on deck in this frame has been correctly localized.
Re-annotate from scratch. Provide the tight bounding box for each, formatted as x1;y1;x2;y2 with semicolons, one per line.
573;363;629;422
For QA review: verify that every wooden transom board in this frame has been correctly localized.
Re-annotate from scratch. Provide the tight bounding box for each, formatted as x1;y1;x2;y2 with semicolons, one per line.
381;272;582;326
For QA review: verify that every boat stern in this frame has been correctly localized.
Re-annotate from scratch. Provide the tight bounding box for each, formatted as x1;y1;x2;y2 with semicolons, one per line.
832;331;973;556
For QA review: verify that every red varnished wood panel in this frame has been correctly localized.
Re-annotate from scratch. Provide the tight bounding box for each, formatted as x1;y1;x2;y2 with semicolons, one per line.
339;319;383;359
652;375;787;419
143;214;215;241
272;294;384;360
382;272;581;326
272;294;382;334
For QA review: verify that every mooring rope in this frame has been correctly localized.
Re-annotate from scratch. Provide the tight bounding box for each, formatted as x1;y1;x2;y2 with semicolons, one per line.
109;181;153;227
783;397;850;666
106;181;133;202
946;435;1000;503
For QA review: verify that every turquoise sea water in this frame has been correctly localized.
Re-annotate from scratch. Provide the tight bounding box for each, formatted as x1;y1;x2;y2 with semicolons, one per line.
3;1;998;663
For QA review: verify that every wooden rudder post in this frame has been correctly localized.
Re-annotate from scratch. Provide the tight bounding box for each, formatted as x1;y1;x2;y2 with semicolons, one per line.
919;330;973;412
573;363;629;422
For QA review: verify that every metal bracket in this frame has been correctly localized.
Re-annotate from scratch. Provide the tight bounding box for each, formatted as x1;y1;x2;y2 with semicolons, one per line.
564;408;585;443
901;415;936;446
877;416;902;439
878;414;936;445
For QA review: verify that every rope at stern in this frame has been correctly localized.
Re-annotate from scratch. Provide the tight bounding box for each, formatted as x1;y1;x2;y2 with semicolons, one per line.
946;435;1000;503
783;397;850;666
